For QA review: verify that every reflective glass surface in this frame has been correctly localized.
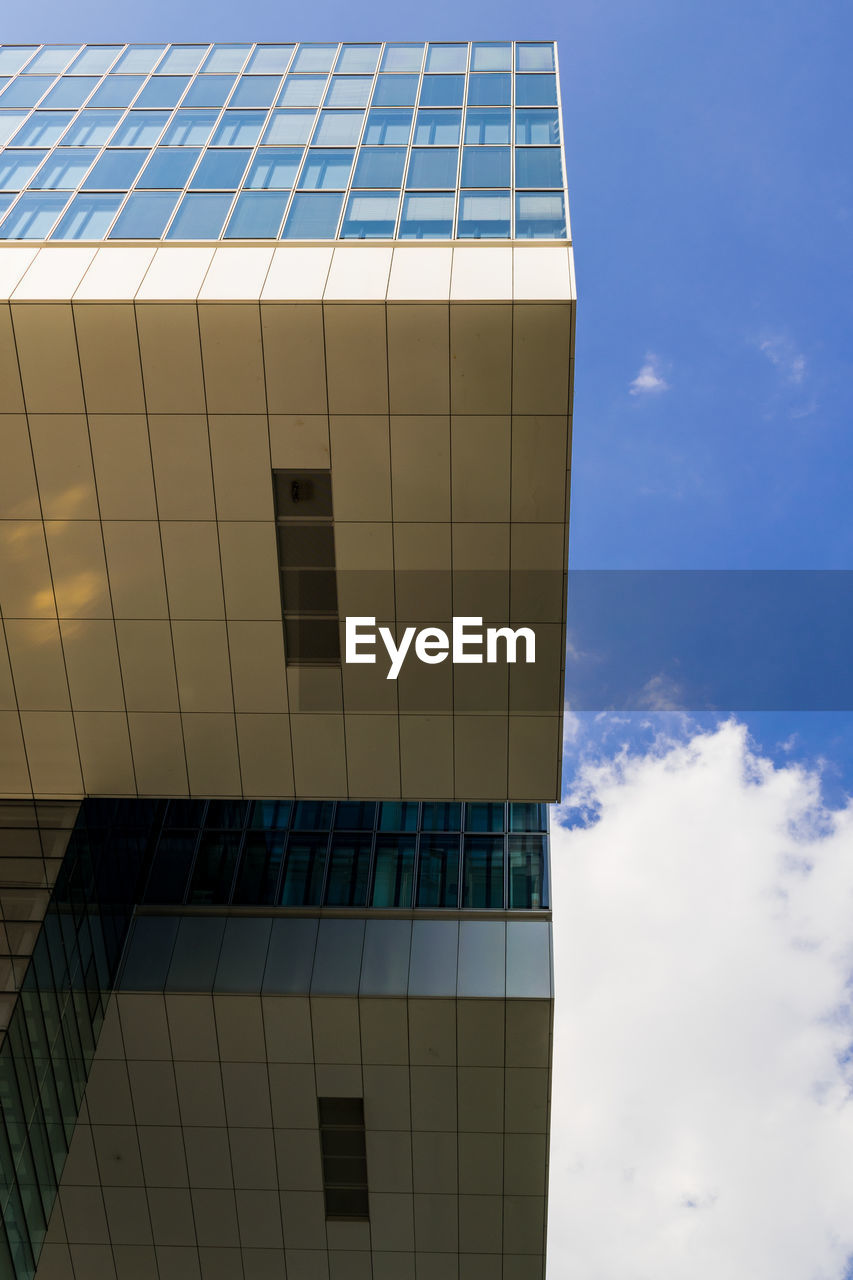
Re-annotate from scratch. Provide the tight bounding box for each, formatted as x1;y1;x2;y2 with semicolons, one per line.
81;149;149;190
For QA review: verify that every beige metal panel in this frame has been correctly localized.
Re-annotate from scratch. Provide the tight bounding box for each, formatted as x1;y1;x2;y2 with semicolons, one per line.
0;415;39;518
457;1065;504;1133
126;712;187;795
325;246;392;300
452;523;510;619
4;620;69;711
0;521;55;619
387;246;452;301
227;621;288;713
334;522;395;623
344;715;400;798
19;711;81;795
44;522;110;619
262;996;313;1063
458;1001;505;1069
458;1132;503;1195
134;247;214;301
268;414;330;469
147;414;215;520
409;1000;456;1068
0;625;14;711
451;416;511;522
359;999;408;1066
27;414;98;519
73;303;145;414
507;718;561;802
287;667;342;714
512;304;572;415
102;522;168;619
0;713;30;794
218;522;281;620
74;247;155;300
181;713;241;796
13;248;96;300
311;996;360;1064
399;715;453;799
387;304;450;415
505;1001;551;1071
171;621;233;713
11;304;85;414
455;716;508;799
74;712;135;794
389;416;451;523
459;1195;502;1253
289;714;347;797
0;308;24;413
0;247;38;299
510;416;569;522
513;246;573;301
370;1197;417;1253
135;304;206;414
200;247;273;300
504;1067;549;1134
115;621;179;713
88;415;157;521
235;714;294;797
329;416;392;520
412;1191;458;1249
511;522;565;571
160;522;224;620
450;247;513;301
262;246;333;300
59;620;124;712
393;522;452;622
198;303;266;414
261;303;328;415
503;1195;545;1255
363;1063;411;1131
208;415;274;520
324;305;388;415
450;305;512;415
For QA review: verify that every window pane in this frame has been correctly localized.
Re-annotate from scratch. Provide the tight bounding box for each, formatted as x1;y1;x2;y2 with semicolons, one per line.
279;74;327;107
224;190;288;238
28;147;96;189
0;77;57;108
363;108;412;145
282;191;343;238
0;192;67;239
112;111;170;147
280;835;326;905
137;147;200;188
10;112;74;147
51;192;122;240
336;45;380;74
245;148;301;189
87;75;145;108
372;74;418;107
325;76;372;108
156;46;207;76
293;801;333;830
462;835;504;907
380;44;424;73
514;107;560;145
160;109;217;146
460;146;510;187
251;800;292;828
467;73;511;106
230;75;279;108
189;148;250;189
200;44;250;74
292;45;337;74
417;835;460;907
112;45;166;74
262;110;314;146
515;190;566;237
311;111;363;146
233;832;283;905
60;109;121;147
165;191;232;239
82;148;149;191
325;835;370;906
0;49;38;76
206;799;250;827
414;108;460;145
188;831;240;904
182;74;236;107
370;836;415;907
334;802;377;830
419;75;465;107
465;107;511;145
211;110;266;146
135;75;190;109
398;192;454;239
515;147;562;187
143;831;196;903
457;190;510;238
508;834;547;907
465;803;505;832
516;74;558;106
0;151;46;191
245;46;295;75
471;42;512;72
0;111;28;146
516;42;556;72
405;149;458;189
378;802;419;832
67;46;121;74
109;190;179;238
351;146;405;188
425;44;467;73
24;47;78;75
297;148;354;191
39;76;99;109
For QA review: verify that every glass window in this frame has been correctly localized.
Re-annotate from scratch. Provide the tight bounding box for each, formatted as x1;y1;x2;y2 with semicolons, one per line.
224;190;289;238
188;831;240;904
414;108;461;145
510;803;548;832
59;109;121;147
245;148;301;189
160;109;217;146
515;146;562;187
245;45;295;75
0;49;37;76
380;44;424;73
516;42;556;72
0;151;46;191
425;44;468;73
39;76;99;109
143;831;197;903
334;801;377;830
28;147;96;190
156;46;207;76
282;191;343;238
325;834;371;906
311;111;363;146
422;802;461;830
457;190;510;238
230;75;279;108
516;74;558;106
465;803;505;832
111;111;170;147
336;45;380;74
298;148;354;191
370;836;415;907
200;44;250;74
10;112;74;147
515;190;567;237
182;74;236;107
363;108;412;144
0;191;67;239
251;799;292;828
0;111;27;146
279;74;327;107
137;147;200;188
372;74;419;107
109;190;179;238
471;42;512;72
398;192;454;239
50;192;122;240
405;148;458;189
82;148;149;190
190;148;250;189
462;835;504;907
67;46;121;75
419;75;465;107
417;835;460;907
206;799;250;828
24;47;79;75
87;74;145;108
0;76;56;108
378;802;419;832
111;45;166;74
211;110;267;146
262;110;314;146
325;76;372;108
134;76;190;109
351;146;406;188
465;107;511;145
166;191;232;239
293;801;333;830
233;831;283;905
280;834;325;905
340;192;399;238
460;146;510;187
515;107;560;145
508;834;547;907
291;44;337;74
467;72;511;106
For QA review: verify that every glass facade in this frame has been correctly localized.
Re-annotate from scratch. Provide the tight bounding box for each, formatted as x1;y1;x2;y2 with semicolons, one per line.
0;43;567;240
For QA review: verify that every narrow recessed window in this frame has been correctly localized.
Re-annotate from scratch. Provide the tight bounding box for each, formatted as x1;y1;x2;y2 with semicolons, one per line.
274;470;340;664
318;1097;369;1220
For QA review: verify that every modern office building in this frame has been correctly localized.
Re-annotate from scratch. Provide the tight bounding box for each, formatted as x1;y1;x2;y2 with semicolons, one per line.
0;42;574;1280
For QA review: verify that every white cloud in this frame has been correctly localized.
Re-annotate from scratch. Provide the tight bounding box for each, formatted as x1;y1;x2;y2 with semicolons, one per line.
630;354;670;395
548;721;853;1280
759;334;807;386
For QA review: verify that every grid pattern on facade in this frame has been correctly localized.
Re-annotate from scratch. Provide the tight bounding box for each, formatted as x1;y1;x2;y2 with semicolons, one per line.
0;42;567;242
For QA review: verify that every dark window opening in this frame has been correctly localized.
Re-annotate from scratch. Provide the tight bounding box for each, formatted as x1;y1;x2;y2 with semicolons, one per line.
318;1096;369;1220
274;469;340;664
